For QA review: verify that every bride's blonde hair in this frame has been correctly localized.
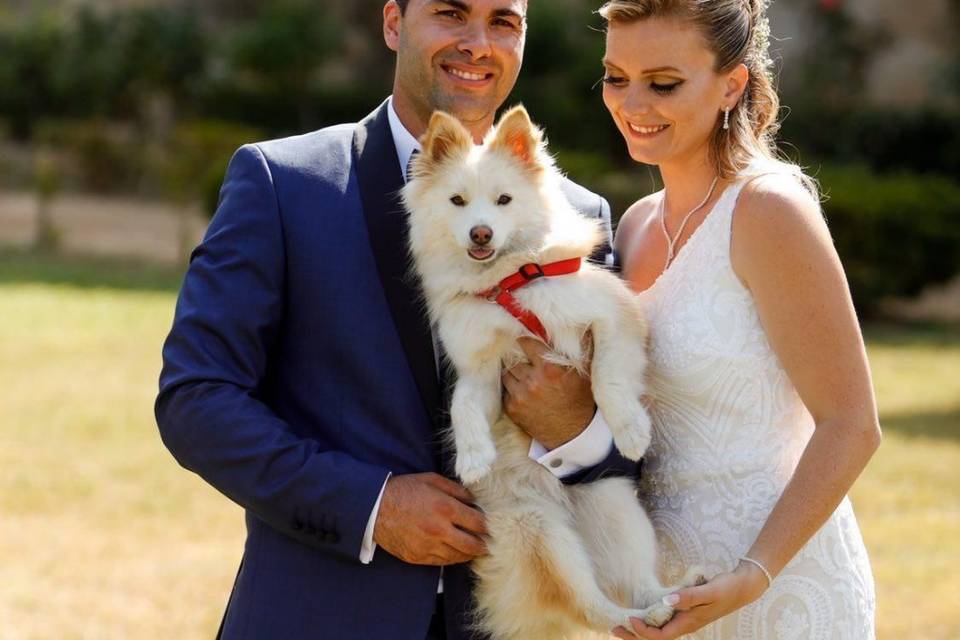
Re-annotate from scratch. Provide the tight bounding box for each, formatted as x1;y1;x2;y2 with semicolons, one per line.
599;0;816;194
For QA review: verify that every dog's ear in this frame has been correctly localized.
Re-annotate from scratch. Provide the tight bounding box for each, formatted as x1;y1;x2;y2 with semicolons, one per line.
489;105;544;171
419;111;472;167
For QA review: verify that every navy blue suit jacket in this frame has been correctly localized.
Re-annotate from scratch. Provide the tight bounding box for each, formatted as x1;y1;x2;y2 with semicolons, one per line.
156;100;636;639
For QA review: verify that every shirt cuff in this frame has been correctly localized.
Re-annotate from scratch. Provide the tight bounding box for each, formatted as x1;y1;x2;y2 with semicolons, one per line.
528;410;614;478
360;473;391;564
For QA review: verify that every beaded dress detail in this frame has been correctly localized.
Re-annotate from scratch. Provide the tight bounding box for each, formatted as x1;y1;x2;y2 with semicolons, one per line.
635;172;876;639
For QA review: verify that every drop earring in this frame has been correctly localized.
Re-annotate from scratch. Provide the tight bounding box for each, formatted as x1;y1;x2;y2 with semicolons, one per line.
723;107;730;131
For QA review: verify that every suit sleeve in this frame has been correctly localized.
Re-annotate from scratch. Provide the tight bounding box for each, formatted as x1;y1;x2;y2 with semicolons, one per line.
560;446;641;486
155;144;391;562
556;408;639;486
587;195;616;269
567;193;637;485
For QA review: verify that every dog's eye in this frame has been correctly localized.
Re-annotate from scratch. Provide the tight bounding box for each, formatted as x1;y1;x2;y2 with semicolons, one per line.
497;194;513;206
450;195;466;206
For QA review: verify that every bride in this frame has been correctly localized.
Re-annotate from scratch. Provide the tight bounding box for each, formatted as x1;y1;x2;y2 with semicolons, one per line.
598;1;880;638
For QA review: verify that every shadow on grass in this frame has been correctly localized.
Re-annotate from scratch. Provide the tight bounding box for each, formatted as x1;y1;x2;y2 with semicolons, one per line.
880;408;960;442
864;322;960;346
0;248;185;292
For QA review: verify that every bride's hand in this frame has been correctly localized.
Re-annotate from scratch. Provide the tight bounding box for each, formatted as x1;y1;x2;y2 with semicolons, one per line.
612;562;769;640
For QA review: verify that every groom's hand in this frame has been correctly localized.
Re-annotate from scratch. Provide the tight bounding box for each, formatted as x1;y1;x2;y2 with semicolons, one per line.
502;336;596;450
373;473;488;566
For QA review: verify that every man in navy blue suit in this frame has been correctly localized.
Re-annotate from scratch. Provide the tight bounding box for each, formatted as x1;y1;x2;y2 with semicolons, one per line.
156;1;635;638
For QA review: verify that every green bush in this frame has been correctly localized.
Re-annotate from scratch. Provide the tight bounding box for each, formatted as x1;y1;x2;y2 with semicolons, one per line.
34;119;146;193
780;108;960;179
818;165;960;315
0;11;69;138
158;120;263;216
31;117;261;209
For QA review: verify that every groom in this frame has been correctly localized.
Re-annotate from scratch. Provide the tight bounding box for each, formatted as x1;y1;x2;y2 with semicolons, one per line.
156;1;635;638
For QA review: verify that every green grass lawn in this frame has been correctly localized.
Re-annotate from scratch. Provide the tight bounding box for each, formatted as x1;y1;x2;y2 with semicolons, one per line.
1;249;958;639
853;325;960;639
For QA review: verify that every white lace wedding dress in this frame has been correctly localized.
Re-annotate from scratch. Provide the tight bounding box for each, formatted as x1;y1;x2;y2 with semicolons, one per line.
634;171;877;639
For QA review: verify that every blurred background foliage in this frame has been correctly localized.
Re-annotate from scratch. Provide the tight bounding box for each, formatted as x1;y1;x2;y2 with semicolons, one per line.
0;0;958;314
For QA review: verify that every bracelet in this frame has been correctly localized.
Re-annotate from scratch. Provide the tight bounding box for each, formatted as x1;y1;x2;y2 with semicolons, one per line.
738;556;773;588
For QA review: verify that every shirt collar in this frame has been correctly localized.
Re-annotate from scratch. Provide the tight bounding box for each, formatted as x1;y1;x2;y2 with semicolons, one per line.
387;96;421;184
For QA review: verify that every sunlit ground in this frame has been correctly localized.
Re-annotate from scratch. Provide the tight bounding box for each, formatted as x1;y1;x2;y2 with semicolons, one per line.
1;250;957;639
853;324;960;639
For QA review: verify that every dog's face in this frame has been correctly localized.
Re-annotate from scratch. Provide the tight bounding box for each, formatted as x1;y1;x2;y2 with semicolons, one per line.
404;105;553;270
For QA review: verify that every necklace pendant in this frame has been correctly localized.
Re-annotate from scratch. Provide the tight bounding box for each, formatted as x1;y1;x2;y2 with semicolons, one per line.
658;176;719;272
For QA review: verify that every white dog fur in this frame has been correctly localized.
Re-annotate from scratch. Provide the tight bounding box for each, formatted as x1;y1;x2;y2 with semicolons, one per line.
403;106;702;639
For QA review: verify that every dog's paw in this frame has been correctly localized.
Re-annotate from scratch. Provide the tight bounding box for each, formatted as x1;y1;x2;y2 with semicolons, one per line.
455;441;497;485
639;604;675;629
678;565;709;588
456;460;492;485
612;426;651;462
618;605;675;632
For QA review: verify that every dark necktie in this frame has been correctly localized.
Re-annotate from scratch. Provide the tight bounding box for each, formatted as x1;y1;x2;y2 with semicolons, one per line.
405;149;419;183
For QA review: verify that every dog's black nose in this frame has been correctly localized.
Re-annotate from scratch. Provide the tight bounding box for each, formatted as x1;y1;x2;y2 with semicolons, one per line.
470;225;493;246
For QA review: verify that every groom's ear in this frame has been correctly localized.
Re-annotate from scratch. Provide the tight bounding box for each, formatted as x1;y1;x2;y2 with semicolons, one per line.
489;104;545;172
418;111;473;169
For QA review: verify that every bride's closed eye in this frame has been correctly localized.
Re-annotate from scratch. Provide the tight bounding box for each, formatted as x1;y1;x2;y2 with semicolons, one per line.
600;76;685;95
650;80;683;94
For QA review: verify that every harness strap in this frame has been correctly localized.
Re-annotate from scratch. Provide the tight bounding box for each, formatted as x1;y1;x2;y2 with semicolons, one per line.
477;258;582;343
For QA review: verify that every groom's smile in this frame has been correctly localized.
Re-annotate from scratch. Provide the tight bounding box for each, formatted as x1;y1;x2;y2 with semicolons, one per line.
441;61;496;87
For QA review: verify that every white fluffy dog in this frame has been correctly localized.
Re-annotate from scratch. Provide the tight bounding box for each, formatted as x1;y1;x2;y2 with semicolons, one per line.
403;106;702;639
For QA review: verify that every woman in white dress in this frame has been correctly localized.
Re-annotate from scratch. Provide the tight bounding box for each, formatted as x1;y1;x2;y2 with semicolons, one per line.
599;1;880;638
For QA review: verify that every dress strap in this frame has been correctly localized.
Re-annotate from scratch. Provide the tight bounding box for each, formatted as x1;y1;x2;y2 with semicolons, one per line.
718;170;789;253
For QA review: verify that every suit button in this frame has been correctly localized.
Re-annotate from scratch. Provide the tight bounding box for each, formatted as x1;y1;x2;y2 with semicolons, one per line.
291;519;304;531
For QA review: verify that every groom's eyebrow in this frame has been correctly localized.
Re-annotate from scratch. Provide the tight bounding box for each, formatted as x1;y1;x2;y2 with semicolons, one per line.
431;0;525;20
432;0;471;12
493;8;525;20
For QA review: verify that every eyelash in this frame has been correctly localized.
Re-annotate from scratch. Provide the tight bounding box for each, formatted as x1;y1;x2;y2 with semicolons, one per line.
651;81;682;94
602;76;683;95
437;9;463;21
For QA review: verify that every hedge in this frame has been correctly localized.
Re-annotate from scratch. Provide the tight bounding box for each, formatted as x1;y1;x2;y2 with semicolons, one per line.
817;165;960;315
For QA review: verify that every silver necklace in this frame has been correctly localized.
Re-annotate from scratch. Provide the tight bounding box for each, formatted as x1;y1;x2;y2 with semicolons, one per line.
658;176;719;269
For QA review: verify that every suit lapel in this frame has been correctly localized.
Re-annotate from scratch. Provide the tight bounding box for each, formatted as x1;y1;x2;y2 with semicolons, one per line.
353;102;443;430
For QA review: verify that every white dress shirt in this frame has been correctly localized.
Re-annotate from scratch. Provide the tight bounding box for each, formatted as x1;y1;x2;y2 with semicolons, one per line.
359;97;614;564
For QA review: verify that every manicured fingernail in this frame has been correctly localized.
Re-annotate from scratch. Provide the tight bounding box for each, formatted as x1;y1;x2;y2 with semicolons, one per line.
663;593;680;606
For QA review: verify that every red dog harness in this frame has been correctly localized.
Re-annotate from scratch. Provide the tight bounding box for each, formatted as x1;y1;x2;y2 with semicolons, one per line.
476;258;582;344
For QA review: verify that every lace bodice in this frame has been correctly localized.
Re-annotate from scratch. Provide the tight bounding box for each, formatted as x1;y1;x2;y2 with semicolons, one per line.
634;173;876;639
